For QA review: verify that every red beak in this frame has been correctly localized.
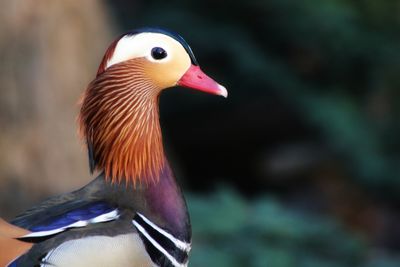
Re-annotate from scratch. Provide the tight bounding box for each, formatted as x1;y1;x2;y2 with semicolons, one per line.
177;65;228;98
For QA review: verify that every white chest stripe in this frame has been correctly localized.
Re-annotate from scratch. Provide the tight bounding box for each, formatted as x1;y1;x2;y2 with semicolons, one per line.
40;248;55;267
136;213;191;252
132;220;187;267
22;210;119;238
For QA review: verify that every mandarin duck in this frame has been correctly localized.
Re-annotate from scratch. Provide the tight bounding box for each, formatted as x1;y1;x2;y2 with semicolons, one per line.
0;27;227;267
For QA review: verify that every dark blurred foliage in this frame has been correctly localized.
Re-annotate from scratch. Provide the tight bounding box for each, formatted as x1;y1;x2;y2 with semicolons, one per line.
106;0;400;265
188;190;400;267
0;0;399;266
109;0;400;196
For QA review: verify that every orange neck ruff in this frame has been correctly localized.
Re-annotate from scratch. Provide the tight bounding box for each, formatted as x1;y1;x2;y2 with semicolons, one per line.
79;60;165;185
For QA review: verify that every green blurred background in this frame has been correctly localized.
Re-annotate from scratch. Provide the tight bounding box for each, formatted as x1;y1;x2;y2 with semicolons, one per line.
0;0;399;266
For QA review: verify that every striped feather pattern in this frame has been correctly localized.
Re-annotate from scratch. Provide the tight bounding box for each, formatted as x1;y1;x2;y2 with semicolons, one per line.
79;58;165;185
133;213;190;267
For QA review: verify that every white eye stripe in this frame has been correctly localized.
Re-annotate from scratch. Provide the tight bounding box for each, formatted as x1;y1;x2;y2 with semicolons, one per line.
106;33;174;69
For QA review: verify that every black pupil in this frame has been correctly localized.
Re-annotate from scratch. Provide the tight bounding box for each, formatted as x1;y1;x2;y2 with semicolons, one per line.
151;47;167;60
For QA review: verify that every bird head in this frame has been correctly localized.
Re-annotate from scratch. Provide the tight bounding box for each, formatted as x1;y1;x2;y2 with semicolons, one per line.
79;28;227;185
97;28;227;97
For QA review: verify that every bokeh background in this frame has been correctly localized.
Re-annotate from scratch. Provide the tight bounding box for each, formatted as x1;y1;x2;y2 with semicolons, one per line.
1;0;400;266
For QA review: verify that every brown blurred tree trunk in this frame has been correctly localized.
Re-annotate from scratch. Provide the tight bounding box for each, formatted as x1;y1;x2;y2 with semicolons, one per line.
0;0;115;218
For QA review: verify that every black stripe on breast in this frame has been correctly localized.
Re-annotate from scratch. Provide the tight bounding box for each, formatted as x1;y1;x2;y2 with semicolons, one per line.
17;233;58;243
136;229;175;267
133;214;189;266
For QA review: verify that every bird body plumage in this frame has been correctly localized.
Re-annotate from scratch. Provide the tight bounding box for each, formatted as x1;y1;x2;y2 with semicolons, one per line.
11;164;190;267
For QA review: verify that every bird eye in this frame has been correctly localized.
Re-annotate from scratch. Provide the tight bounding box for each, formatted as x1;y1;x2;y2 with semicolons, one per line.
151;47;167;60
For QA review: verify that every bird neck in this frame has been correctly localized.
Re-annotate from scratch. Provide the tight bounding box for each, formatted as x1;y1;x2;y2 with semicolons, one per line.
79;62;165;185
87;162;191;240
142;162;191;240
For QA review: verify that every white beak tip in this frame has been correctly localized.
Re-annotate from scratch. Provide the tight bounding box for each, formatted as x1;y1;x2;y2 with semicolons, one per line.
218;84;228;98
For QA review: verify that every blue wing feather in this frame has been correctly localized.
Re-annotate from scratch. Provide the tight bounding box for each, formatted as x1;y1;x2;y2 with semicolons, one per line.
28;202;115;231
10;201;118;266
